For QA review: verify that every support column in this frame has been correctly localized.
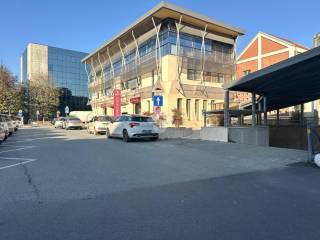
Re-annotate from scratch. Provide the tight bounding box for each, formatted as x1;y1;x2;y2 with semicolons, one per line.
300;104;304;125
252;92;256;126
107;48;115;89
258;102;262;125
276;109;280;126
224;90;229;127
263;96;267;125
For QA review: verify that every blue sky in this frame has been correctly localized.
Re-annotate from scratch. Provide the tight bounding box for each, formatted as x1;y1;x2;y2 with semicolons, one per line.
0;0;318;78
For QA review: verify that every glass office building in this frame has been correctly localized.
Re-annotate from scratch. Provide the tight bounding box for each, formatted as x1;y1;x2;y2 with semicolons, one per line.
21;43;90;113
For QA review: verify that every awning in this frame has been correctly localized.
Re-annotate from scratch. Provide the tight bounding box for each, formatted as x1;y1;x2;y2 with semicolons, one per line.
227;46;320;111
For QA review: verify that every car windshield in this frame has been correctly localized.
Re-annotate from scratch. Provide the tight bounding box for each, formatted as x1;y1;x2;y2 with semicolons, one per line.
130;116;154;122
96;116;112;122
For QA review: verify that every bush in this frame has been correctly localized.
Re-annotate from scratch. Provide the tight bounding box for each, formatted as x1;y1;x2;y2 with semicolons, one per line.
172;109;183;127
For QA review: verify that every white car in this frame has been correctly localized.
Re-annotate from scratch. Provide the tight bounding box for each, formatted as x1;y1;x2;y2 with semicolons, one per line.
0;114;14;136
106;115;159;142
63;117;83;130
54;117;66;128
0;115;9;140
87;116;113;135
0;125;6;143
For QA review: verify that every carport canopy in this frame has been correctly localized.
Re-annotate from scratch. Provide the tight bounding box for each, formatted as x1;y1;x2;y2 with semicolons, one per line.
227;46;320;111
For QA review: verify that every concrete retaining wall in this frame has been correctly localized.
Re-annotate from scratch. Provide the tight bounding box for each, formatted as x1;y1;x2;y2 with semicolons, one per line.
159;127;193;139
200;127;228;142
228;127;269;146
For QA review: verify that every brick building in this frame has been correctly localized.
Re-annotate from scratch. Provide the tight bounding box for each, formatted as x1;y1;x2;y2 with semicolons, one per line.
235;32;308;105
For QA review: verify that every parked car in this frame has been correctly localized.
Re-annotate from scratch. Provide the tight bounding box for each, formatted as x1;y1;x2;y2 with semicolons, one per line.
106;115;159;142
87;116;113;135
0;114;14;136
11;116;21;131
0;116;9;140
0;125;6;144
54;117;66;128
63;117;83;130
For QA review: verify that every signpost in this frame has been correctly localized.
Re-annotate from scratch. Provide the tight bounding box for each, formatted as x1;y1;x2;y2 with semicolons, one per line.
65;106;69;116
153;95;163;107
113;89;121;117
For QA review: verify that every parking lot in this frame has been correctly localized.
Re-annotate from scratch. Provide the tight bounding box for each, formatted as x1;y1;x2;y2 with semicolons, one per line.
1;127;320;240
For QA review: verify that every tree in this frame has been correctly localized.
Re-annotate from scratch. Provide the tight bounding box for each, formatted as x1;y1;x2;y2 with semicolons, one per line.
28;73;59;120
0;64;21;114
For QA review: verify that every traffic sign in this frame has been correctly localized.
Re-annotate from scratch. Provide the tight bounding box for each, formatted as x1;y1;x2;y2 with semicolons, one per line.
153;95;163;107
65;106;69;114
154;106;161;114
36;110;40;115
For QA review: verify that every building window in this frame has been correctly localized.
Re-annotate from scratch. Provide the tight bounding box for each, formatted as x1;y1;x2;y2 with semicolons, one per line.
187;69;201;81
186;99;191;120
217;73;224;83
243;70;251;76
195;99;199;120
187;69;194;80
177;98;182;112
203;100;207;112
211;100;215;111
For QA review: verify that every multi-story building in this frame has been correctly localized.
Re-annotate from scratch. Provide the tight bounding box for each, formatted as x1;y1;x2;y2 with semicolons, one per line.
21;43;90;113
82;2;244;128
235;32;308;105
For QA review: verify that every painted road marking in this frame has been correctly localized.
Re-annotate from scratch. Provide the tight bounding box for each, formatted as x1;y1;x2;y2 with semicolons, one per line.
9;137;61;143
0;159;37;170
0;146;34;154
0;156;37;161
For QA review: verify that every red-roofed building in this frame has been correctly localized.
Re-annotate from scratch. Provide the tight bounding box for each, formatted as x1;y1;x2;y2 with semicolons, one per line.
235;32;308;105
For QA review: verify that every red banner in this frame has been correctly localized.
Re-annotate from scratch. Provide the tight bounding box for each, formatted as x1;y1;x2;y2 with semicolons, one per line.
113;89;121;117
130;97;141;104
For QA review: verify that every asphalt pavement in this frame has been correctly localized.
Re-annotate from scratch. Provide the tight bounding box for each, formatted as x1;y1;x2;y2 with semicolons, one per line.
0;127;319;240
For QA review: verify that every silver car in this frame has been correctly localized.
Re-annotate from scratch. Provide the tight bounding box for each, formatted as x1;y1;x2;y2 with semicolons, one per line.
64;117;83;130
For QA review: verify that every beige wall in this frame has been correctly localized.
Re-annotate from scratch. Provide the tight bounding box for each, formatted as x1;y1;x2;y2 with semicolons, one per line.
27;43;48;80
91;54;227;128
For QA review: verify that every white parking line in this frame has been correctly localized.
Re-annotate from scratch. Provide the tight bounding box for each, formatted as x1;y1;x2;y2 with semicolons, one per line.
9;137;60;143
0;156;37;161
0;159;37;170
0;146;34;154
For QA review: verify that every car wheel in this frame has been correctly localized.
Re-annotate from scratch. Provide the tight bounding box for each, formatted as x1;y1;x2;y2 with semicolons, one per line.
106;128;111;139
151;136;159;141
123;129;130;142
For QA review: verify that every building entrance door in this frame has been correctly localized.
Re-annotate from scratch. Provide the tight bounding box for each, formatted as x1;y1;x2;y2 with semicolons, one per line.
134;103;141;114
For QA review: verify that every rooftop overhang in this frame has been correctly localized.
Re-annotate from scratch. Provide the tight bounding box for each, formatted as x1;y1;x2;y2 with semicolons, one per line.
227;46;320;111
82;1;245;63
